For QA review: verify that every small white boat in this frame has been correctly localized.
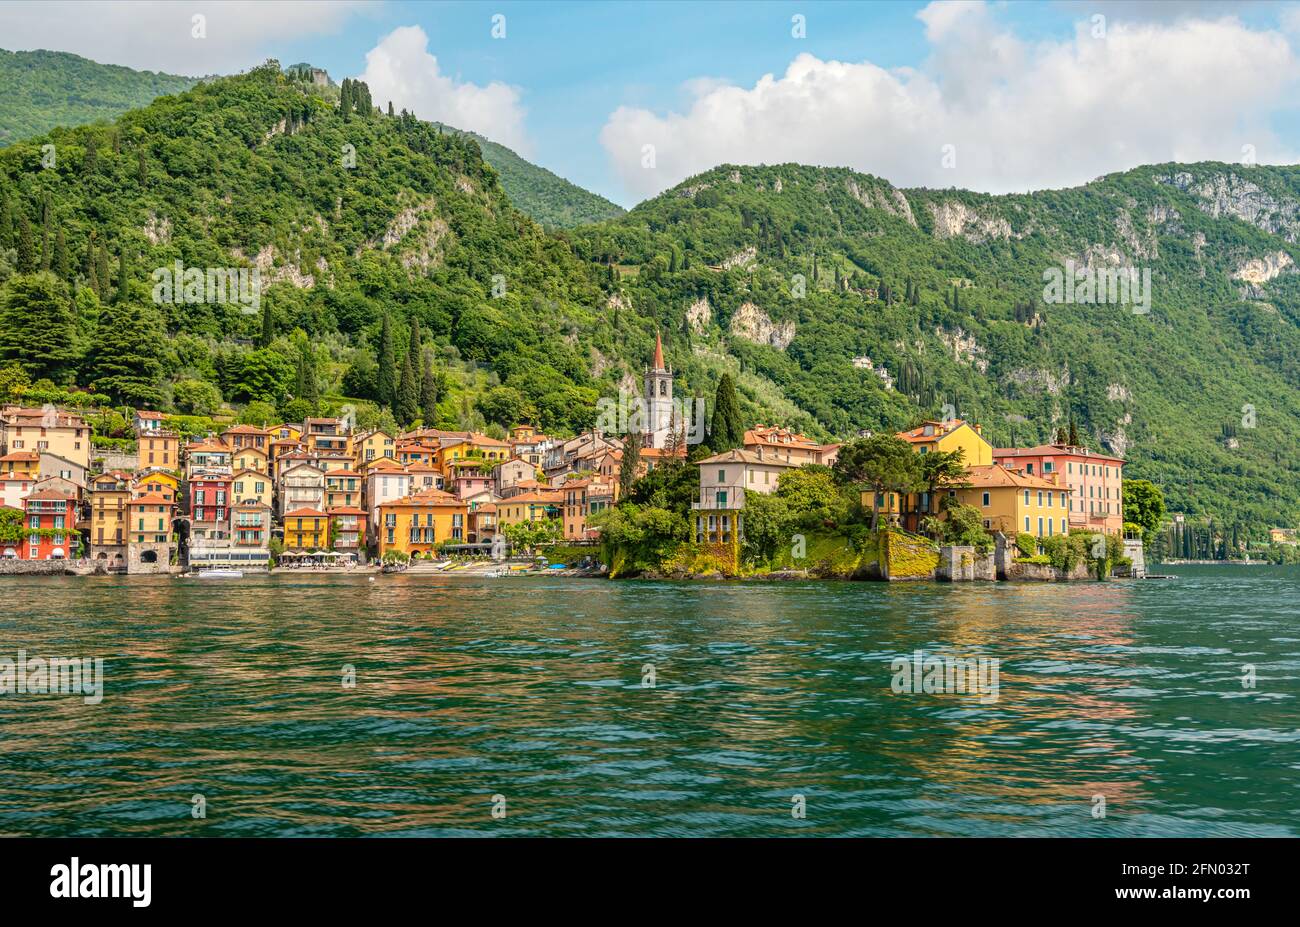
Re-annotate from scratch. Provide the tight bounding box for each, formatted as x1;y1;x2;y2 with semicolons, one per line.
196;569;243;578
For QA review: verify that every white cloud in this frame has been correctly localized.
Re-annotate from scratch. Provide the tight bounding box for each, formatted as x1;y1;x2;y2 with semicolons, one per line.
601;2;1300;200
358;25;532;156
0;0;373;76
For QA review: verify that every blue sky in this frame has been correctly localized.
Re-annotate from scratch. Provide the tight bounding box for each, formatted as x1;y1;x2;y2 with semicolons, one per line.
4;1;1300;206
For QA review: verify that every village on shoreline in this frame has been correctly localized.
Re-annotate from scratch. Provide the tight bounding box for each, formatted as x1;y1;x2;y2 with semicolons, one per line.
1;333;1158;584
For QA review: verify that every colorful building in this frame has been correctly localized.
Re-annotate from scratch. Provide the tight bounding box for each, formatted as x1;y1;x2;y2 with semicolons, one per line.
283;508;329;551
992;444;1125;535
231;468;273;509
743;426;841;467
496;490;564;528
88;470;132;568
948;465;1073;539
562;478;614;540
127;492;175;573
0;406;91;471
376;490;468;558
136;429;179;471
22;488;76;560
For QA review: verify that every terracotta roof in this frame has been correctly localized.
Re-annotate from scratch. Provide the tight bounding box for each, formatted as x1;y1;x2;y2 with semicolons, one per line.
222;425;271;435
896;420;975;443
743;426;840;452
129;493;173;506
186;440;230;453
962;464;1070;491
24;488;75;502
2;407;87;427
135;410;164;419
284;507;329;518
696;448;800;467
0;451;39;462
500;490;564;504
383;489;464;507
326;505;366;516
325;468;362;478
993;444;1125;464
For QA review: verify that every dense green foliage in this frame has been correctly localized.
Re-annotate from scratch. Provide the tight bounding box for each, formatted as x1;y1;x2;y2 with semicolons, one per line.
0;49;196;146
0;61;622;436
5;55;1300;534
428;122;625;228
571;160;1300;530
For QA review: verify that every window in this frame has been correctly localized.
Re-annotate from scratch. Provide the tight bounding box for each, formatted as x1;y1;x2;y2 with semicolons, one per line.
717;469;726;483
1024;516;1030;532
1026;463;1034;474
981;492;990;506
1043;461;1053;473
1023;490;1029;505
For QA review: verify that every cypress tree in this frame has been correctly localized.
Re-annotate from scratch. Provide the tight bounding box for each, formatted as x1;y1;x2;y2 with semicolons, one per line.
620;431;641;498
421;350;438;424
114;247;129;303
53;227;68;279
387;101;394;117
15;213;35;272
377;313;398;410
86;231;101;296
96;244;111;302
408;317;424;398
39;204;51;272
1068;415;1080;447
709;373;744;451
258;302;273;347
397;351;419;424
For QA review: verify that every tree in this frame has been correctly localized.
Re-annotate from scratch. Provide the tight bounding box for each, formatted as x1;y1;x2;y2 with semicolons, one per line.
1123;479;1166;542
0;273;79;381
15;213;35;272
775;465;843;526
917;448;968;527
396;350;419;424
420;350;439;424
259;302;274;347
172;377;223;415
620;431;641;498
502;517;561;558
833;434;923;531
87;303;164;406
709;373;744;450
230;349;292;403
238;399;278;426
1067;415;1080;447
53;228;69;279
478;385;531;428
377;313;398;411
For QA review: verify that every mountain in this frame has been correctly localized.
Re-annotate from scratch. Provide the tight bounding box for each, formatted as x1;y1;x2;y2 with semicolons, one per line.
2;59;1298;529
0;49;622;229
569;161;1300;526
429;122;624;228
0;49;197;146
0;61;614;438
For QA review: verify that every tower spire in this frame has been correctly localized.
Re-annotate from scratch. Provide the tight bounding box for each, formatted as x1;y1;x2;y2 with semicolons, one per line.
653;330;665;370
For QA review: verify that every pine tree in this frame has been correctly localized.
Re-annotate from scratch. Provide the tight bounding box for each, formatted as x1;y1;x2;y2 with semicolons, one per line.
377;314;398;410
86;231;101;296
1068;415;1080;447
86;303;164;406
0;273;79;380
15;213;35;272
387;101;395;117
39;203;51;272
709;373;744;451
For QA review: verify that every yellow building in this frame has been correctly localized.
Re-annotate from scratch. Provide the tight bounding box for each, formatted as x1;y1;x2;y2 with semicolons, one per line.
136;430;179;471
132;468;180;504
231;468;273;508
0;450;39;479
0;407;91;470
496;490;564;528
949;465;1072;539
232;445;268;474
324;469;363;509
376;490;468;558
88;470;132;563
896;419;992;466
283;507;329;551
354;429;396;469
435;435;513;475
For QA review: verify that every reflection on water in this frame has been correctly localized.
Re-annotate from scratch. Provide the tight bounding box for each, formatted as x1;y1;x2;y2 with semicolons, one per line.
0;565;1297;836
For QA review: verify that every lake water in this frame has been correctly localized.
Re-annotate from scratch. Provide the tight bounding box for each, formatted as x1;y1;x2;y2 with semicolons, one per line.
1;565;1296;836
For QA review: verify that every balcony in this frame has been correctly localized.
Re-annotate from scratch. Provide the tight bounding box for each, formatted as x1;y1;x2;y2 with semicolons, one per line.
692;485;746;511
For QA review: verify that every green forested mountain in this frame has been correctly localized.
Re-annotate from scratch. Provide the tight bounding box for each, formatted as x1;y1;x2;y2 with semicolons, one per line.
0;49;197;146
0;48;622;229
571;161;1300;526
429;122;624;228
2;60;1299;529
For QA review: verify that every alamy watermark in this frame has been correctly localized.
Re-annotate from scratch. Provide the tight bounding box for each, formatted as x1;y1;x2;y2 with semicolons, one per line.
890;650;1000;704
0;650;103;704
1042;260;1150;315
595;388;707;445
151;261;261;314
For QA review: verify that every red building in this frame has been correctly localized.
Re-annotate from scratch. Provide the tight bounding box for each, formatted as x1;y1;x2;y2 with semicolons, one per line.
22;488;76;560
992;444;1126;535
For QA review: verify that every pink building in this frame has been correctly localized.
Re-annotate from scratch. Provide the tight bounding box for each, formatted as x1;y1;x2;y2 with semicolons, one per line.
992;444;1125;534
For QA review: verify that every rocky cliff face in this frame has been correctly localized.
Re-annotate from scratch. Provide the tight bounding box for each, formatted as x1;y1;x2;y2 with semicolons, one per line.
1157;170;1300;242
